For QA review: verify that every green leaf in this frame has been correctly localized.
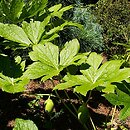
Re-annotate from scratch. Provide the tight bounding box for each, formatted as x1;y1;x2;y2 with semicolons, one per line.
20;0;48;20
29;43;59;69
13;118;38;130
9;0;24;21
48;4;62;12
22;20;44;44
24;42;59;80
105;89;130;120
41;33;59;43
53;80;77;90
45;22;68;36
1;0;24;22
54;75;94;96
54;52;130;95
78;104;89;124
44;21;82;38
50;5;73;19
25;39;82;81
60;39;80;66
119;105;130;120
24;62;59;81
1;0;10;19
81;52;103;82
0;23;32;46
0;73;29;93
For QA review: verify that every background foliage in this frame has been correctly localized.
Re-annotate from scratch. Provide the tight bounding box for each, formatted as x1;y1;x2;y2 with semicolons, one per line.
94;0;130;55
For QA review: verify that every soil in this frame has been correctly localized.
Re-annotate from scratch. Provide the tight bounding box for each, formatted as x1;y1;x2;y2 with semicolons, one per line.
0;80;130;130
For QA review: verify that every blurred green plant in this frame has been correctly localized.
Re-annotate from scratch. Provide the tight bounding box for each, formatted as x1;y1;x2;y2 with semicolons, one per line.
0;0;48;23
94;0;130;55
69;6;104;52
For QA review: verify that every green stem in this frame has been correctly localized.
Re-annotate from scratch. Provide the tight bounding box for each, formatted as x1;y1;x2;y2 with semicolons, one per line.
50;78;77;119
64;90;78;113
50;78;88;130
74;92;84;103
111;105;116;126
86;90;92;104
90;117;97;130
54;90;77;119
35;94;56;97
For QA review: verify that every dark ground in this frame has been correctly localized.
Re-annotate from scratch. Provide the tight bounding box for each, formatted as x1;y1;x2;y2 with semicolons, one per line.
0;80;130;130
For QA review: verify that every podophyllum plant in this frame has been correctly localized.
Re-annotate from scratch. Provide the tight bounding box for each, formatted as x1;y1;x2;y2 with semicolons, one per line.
0;4;82;48
53;51;130;121
1;38;130;129
23;39;88;81
0;1;130;129
0;54;29;93
23;39;130;128
0;1;82;92
0;0;48;23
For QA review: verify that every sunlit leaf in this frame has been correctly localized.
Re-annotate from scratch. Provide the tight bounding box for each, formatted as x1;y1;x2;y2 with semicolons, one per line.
0;23;31;46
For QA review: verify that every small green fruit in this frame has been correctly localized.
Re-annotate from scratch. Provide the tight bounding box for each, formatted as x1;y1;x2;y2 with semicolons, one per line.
78;104;89;124
44;98;54;113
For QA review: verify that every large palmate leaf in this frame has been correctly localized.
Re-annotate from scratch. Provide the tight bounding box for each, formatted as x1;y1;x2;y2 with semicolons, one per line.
54;52;130;96
60;37;80;66
0;23;32;46
13;118;38;130
105;89;130;120
22;20;45;44
29;42;59;69
24;39;86;81
0;73;29;93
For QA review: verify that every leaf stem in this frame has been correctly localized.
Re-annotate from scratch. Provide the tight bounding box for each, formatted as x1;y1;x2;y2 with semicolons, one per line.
90;117;97;130
64;90;78;113
50;78;88;130
50;78;77;119
111;105;116;126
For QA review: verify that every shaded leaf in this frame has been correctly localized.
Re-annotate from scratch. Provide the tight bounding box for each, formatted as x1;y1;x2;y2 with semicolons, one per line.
13;118;38;130
0;73;29;93
10;0;24;21
105;89;130;120
20;0;48;20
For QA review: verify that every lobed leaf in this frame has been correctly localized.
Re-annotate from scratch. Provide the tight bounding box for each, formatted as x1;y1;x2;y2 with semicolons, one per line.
60;39;80;66
0;73;29;93
55;52;130;95
13;118;38;130
29;43;59;69
0;23;32;46
105;89;130;120
22;20;44;44
25;39;82;81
